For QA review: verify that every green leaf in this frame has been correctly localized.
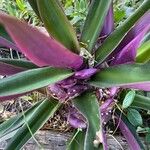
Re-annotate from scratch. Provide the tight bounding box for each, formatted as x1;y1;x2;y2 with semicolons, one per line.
116;110;145;150
95;0;150;64
146;132;150;143
73;92;103;150
0;24;13;42
0;58;38;69
37;0;80;53
0;101;42;141
0;115;20;137
6;98;61;150
80;0;112;52
122;90;135;109
89;63;150;89
131;94;150;111
127;108;143;127
27;0;41;18
67;129;85;150
136;40;150;63
0;67;73;97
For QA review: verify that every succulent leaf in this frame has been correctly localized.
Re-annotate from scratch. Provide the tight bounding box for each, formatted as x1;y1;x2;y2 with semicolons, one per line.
6;98;61;150
37;0;80;53
116;110;145;150
73;92;103;150
90;62;150;91
0;13;83;69
95;0;150;65
0;67;73;101
80;0;112;52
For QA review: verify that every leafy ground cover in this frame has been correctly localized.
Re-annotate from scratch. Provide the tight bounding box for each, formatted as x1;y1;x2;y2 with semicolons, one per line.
0;0;150;149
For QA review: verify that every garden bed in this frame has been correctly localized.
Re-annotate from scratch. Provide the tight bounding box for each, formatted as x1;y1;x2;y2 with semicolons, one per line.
0;130;149;150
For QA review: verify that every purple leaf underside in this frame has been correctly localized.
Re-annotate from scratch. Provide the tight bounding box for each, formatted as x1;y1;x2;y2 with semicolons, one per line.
0;93;27;101
111;25;150;65
0;62;25;76
117;115;144;150
100;3;114;37
111;11;150;63
0;13;83;70
0;36;19;50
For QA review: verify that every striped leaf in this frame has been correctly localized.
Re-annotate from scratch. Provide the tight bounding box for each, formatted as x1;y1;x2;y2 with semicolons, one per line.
37;0;80;53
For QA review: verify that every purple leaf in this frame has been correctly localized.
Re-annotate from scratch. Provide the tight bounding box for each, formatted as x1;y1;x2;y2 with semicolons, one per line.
0;62;25;76
0;93;26;101
68;107;87;129
100;3;114;37
116;114;144;150
58;77;77;88
111;24;150;65
124;82;150;91
74;68;97;79
111;11;150;63
0;36;19;50
67;85;88;99
100;98;114;124
68;114;87;129
109;87;119;97
100;98;114;113
102;130;108;150
0;13;83;69
47;84;68;102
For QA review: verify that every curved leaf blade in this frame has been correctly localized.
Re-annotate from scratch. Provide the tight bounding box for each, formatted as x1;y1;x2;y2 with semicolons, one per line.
37;0;80;53
116;110;145;150
67;129;85;150
73;92;103;150
0;58;37;69
90;63;150;91
0;24;19;50
0;62;25;76
95;0;150;65
0;67;73;99
80;0;112;52
100;4;114;38
0;24;12;42
6;98;61;150
112;11;150;60
0;100;42;139
111;25;150;65
0;13;83;69
0;36;19;50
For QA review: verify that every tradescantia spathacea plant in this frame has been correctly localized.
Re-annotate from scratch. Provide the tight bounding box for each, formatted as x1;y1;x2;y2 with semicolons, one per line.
0;0;150;149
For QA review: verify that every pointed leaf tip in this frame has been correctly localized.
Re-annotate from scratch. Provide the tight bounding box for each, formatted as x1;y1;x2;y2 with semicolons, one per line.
0;13;83;69
95;0;150;64
80;0;112;52
116;111;145;150
90;62;150;91
37;0;80;53
0;67;73;100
